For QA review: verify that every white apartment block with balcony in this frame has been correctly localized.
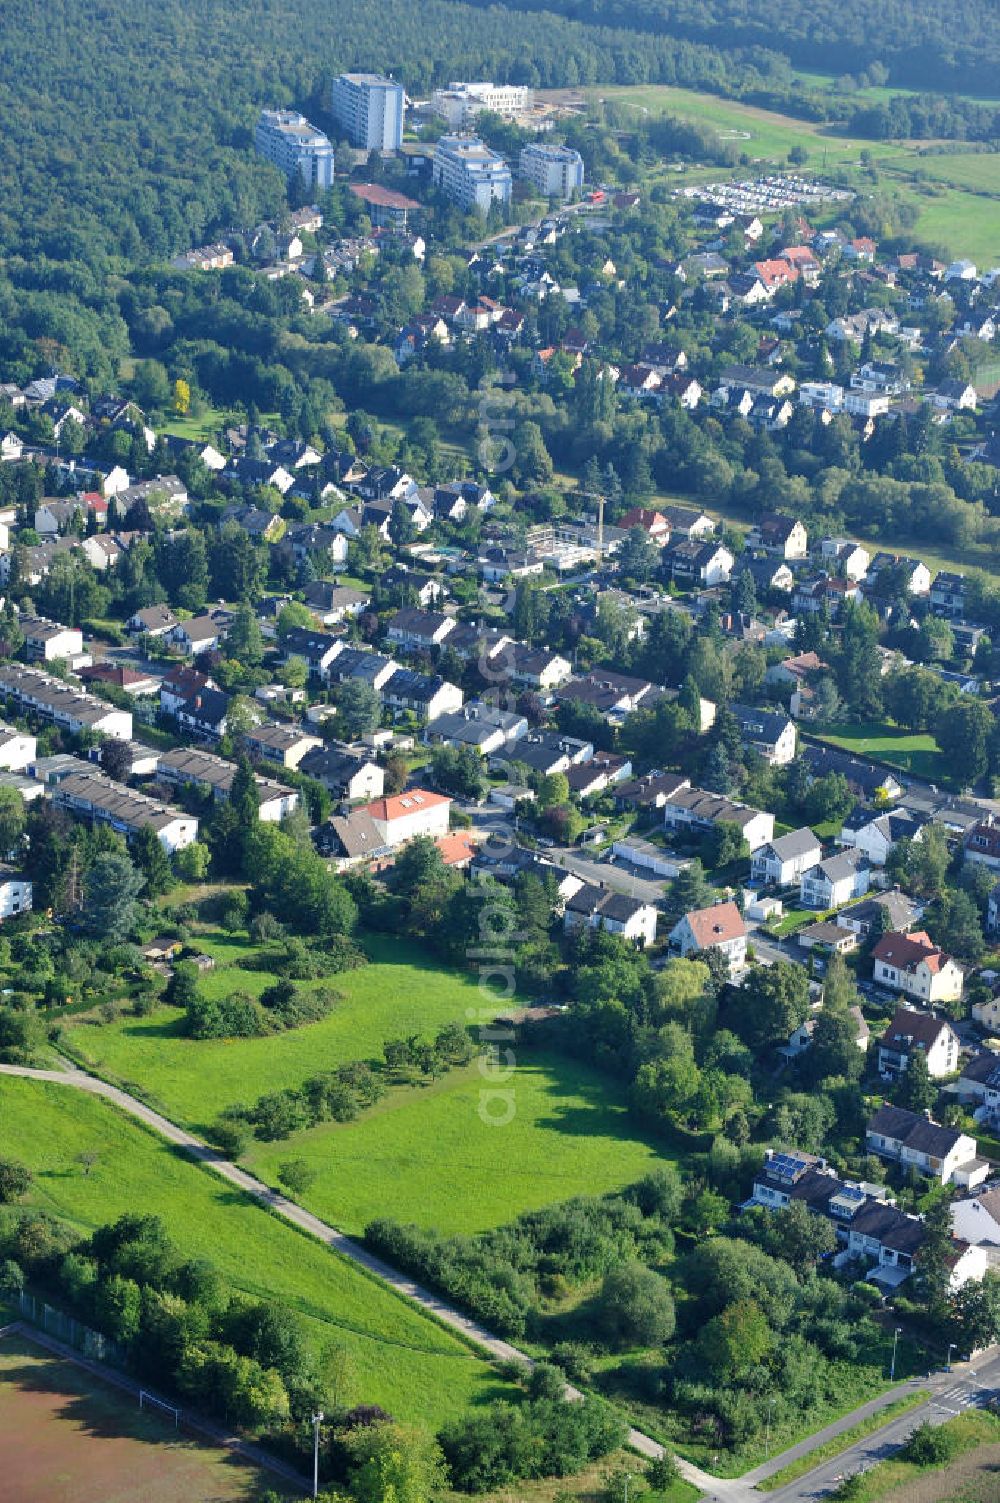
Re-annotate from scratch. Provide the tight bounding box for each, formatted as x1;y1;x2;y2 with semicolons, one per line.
433;135;512;212
331;74;404;150
255;110;335;190
519;143;585;200
431;81;533;127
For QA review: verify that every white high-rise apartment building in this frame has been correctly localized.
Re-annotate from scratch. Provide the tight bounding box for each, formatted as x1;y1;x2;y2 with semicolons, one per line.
431;81;533;128
519;143;585;200
432;135;512;212
255;110;335;189
331;73;404;151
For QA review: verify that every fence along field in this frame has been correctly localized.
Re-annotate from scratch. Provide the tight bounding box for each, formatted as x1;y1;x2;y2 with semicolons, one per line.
0;1326;294;1502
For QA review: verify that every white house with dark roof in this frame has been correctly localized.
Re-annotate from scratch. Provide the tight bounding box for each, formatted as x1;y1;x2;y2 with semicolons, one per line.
877;1004;960;1080
799;849;870;910
243;722;323;770
729;702;796;765
156;746;298;823
751;827;822;887
297;746;384;803
0;866;31;919
563;883;658;948
838;805;925;866
663;785;774;852
20;615;83;663
866;1104;986;1187
386;608;456;651
952;1187;1000;1248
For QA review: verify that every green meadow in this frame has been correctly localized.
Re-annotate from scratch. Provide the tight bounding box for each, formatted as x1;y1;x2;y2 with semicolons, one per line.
244;1050;667;1236
812;722;944;781
63;933;500;1132
0;1075;506;1429
580;83;1000;261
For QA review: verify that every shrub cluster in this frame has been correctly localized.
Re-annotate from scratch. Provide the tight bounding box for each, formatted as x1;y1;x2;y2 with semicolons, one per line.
217;1022;479;1144
185;981;341;1039
366;1170;680;1338
440;1365;628;1492
0;1211;322;1432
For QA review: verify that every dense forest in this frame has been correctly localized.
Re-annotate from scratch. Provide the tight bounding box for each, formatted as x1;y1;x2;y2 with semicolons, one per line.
463;0;1000;97
2;0;790;269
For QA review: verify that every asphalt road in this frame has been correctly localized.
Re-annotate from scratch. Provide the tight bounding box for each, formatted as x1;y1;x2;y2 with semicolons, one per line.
764;1354;1000;1502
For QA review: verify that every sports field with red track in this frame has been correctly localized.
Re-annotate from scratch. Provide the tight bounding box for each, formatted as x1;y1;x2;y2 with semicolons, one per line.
0;1331;293;1501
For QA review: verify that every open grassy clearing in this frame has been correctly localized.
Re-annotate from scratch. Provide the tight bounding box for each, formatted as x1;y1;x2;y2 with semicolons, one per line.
905;188;1000;268
791;69;1000;109
580;83;910;169
811;721;944;781
62;932;501;1133
0;1331;293;1503
0;1075;508;1429
576;83;1000;260
908;152;1000;195
244;1050;667;1237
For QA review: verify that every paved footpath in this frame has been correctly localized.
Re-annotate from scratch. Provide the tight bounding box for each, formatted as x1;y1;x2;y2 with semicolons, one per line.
1;1061;992;1503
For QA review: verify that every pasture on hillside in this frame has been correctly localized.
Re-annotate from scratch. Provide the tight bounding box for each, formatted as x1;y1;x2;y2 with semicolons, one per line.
573;82;1000;261
0;1075;507;1429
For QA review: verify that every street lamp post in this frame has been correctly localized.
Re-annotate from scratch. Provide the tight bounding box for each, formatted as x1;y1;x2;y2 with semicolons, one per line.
311;1410;324;1499
890;1327;902;1383
765;1397;774;1457
947;1343;956;1372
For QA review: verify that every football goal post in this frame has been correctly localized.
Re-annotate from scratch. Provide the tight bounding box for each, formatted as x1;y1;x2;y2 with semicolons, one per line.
139;1390;181;1429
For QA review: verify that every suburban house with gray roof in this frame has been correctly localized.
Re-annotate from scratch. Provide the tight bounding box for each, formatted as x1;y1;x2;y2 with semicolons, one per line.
751;827;821;886
866;1104;987;1188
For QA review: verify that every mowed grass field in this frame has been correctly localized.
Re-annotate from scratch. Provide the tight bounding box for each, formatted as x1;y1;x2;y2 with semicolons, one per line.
811;721;944;781
0;1076;508;1429
0;1332;291;1503
579;83;906;169
63;933;501;1132
244;1051;667;1236
574;83;1000;261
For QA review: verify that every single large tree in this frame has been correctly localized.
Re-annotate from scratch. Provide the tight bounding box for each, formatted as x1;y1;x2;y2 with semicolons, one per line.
737;962;812;1051
81;852;145;940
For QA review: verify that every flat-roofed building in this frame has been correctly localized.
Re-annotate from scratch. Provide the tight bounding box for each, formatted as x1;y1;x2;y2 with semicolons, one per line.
519;143;584;200
433;135;512;212
331;73;404;151
431;81;533;128
255;109;335;189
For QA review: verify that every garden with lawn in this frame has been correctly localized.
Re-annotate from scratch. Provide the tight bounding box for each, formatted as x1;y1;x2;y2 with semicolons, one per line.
0;1074;507;1430
810;722;944;782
